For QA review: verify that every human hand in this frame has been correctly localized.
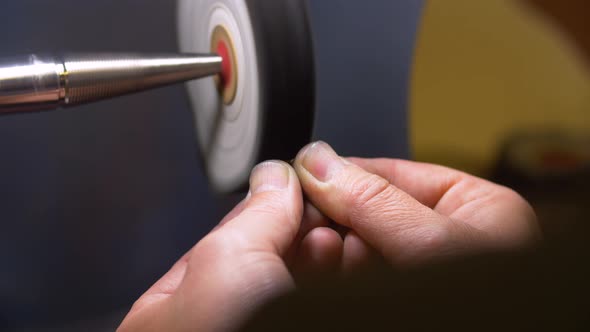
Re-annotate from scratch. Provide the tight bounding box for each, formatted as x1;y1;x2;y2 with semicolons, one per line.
292;142;540;268
118;141;541;331
118;161;310;332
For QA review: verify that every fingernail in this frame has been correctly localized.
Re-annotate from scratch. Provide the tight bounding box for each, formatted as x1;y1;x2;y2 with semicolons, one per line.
250;161;290;193
300;141;345;182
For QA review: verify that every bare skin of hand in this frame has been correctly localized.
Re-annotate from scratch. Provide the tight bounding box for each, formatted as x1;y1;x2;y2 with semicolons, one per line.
118;161;310;332
118;142;540;331
118;160;346;332
292;141;540;268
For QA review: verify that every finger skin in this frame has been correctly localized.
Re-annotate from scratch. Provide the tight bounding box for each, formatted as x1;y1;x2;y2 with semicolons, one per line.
285;201;333;267
294;227;343;279
119;161;304;332
347;157;541;248
345;157;464;209
299;201;332;237
342;231;380;274
293;142;469;265
294;142;537;266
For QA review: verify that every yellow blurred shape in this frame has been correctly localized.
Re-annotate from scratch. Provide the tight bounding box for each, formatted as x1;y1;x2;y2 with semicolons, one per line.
410;0;590;175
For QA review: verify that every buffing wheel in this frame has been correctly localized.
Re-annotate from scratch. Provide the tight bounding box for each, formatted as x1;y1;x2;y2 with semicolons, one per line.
178;0;315;193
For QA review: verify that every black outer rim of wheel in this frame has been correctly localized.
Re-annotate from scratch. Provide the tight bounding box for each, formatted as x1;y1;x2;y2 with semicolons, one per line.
242;0;316;190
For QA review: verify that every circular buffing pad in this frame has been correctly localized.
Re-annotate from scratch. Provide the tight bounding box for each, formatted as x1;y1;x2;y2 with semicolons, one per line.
178;0;315;193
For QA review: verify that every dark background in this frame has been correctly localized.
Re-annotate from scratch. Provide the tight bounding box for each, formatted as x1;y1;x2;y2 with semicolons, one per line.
0;0;422;329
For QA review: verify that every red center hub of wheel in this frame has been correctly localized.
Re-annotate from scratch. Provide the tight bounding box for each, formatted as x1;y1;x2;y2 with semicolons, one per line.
216;40;232;89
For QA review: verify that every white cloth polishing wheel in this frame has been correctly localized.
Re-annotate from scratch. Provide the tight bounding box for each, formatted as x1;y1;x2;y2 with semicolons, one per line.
178;0;315;193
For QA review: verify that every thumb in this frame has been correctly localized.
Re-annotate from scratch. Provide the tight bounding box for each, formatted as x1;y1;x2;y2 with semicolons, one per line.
119;161;304;332
293;142;486;265
220;161;304;256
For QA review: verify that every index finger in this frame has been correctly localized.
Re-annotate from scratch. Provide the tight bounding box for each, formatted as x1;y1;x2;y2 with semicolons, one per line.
345;158;480;209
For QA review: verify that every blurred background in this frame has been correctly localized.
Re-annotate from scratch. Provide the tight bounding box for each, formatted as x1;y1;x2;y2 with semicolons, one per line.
411;0;590;240
0;0;418;330
0;0;588;330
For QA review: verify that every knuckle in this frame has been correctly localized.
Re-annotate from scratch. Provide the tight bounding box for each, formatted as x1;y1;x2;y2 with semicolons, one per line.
497;188;541;244
347;173;395;213
505;189;536;219
339;172;403;228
